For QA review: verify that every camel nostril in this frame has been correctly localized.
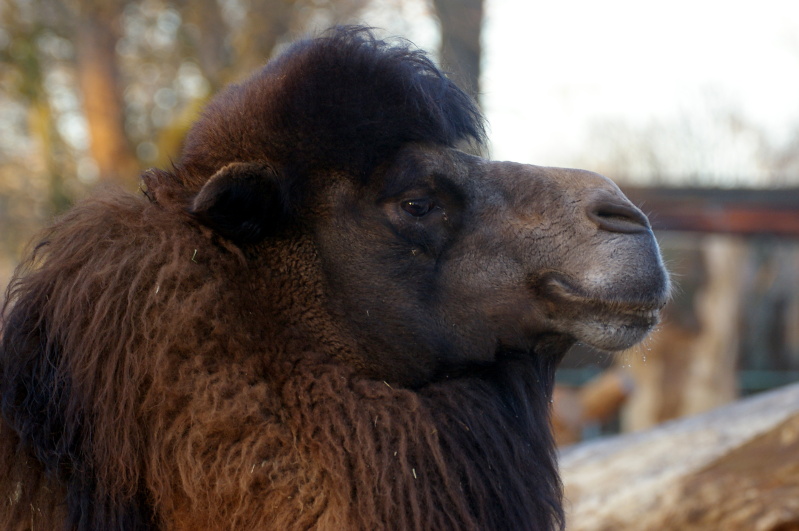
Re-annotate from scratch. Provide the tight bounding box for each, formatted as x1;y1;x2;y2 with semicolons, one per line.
589;201;651;234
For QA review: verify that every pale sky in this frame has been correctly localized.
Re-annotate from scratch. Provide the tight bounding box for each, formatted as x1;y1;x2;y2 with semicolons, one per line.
480;0;799;183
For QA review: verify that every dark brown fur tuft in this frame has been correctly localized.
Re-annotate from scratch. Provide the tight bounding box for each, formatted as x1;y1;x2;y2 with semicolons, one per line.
173;27;485;191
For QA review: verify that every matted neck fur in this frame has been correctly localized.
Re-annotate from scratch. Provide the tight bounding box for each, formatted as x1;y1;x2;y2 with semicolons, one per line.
0;26;669;531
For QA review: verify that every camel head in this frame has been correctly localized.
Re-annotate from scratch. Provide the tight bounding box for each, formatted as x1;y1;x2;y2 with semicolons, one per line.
175;27;669;387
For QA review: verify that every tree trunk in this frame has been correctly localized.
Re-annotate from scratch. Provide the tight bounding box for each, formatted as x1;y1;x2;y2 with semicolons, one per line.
432;0;484;101
560;383;799;531
181;0;232;91
74;5;139;188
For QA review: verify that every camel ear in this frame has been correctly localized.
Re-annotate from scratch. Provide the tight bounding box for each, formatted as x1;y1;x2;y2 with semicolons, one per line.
191;162;284;244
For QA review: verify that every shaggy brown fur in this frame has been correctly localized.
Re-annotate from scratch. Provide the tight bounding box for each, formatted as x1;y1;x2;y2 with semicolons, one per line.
0;196;561;529
1;27;669;530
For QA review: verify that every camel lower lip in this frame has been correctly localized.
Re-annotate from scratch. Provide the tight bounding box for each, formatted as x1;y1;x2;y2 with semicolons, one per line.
576;317;658;351
616;307;660;324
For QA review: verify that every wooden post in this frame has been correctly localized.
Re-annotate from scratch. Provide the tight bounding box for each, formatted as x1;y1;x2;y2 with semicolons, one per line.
561;383;799;530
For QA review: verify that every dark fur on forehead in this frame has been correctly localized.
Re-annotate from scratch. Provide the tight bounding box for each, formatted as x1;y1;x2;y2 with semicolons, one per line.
178;26;485;186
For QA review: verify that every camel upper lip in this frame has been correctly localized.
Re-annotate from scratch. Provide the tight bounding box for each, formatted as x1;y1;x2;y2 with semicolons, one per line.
534;272;667;318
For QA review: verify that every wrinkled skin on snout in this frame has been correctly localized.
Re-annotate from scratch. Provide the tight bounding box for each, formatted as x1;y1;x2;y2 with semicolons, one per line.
313;145;670;386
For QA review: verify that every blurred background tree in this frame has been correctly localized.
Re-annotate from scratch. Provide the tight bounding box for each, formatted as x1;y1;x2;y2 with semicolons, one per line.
0;0;476;280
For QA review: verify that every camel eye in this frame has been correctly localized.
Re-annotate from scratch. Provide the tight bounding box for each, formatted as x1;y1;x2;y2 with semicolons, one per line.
401;198;435;217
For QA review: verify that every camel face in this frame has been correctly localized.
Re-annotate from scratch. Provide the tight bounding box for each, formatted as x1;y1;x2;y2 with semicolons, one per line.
313;145;670;385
